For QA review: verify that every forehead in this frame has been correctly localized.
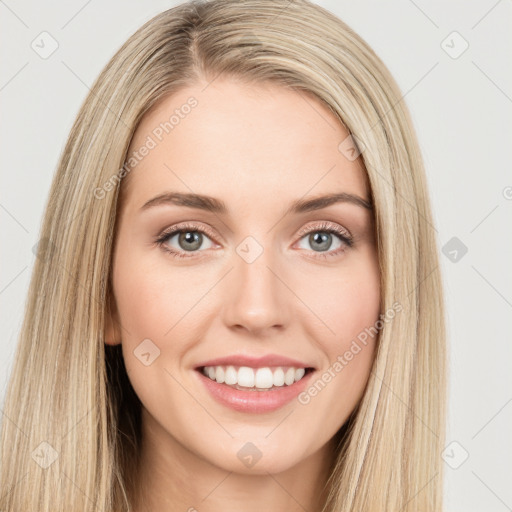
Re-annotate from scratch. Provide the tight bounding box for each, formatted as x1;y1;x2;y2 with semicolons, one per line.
122;78;370;211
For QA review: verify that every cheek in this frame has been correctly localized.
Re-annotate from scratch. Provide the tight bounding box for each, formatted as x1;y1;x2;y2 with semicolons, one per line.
318;254;381;344
306;252;380;402
324;282;380;343
112;241;198;340
114;263;169;337
111;248;194;412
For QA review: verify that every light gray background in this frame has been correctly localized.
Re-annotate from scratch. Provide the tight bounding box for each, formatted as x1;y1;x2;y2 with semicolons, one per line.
1;1;511;510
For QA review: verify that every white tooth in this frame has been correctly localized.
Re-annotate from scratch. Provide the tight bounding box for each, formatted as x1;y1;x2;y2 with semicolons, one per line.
204;365;306;388
272;367;285;387
224;365;237;385
215;366;225;384
294;368;305;382
255;368;274;389
237;366;255;387
284;367;295;385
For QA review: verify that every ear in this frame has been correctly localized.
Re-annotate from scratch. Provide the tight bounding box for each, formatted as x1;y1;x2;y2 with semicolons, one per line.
104;291;122;346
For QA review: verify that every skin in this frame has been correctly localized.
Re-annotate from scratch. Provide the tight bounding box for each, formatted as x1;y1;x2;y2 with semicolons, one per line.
105;77;381;512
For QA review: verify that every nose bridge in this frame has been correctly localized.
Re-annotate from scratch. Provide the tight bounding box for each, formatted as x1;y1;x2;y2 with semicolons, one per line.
222;235;288;332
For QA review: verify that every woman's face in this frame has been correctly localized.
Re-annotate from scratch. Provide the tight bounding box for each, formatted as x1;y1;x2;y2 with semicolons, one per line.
107;78;380;477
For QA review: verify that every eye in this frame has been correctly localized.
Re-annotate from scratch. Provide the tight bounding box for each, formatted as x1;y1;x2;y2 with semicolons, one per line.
155;220;353;260
295;221;353;260
154;222;217;259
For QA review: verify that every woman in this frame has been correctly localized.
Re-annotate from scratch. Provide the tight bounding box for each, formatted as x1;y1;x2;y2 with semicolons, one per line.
0;0;447;510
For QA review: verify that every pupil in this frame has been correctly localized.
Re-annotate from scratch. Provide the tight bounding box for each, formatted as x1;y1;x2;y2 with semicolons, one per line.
310;232;331;252
180;231;201;251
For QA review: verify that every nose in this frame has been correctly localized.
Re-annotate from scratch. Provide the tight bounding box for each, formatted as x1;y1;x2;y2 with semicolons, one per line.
222;246;289;336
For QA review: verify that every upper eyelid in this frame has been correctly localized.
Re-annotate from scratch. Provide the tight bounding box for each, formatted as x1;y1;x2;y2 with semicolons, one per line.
296;220;351;238
158;222;220;244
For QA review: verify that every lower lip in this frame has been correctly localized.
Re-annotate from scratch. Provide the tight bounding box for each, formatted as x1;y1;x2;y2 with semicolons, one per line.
195;369;315;413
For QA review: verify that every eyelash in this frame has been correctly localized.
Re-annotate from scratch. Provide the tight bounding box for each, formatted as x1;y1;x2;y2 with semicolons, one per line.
154;221;353;261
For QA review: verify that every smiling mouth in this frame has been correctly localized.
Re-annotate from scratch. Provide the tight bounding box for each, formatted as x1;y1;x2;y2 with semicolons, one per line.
197;365;315;391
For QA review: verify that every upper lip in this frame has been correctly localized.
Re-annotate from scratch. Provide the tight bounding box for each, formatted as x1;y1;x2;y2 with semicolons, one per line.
195;354;315;370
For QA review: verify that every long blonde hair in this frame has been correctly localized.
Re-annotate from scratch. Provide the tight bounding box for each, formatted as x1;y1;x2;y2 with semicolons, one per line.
0;1;447;510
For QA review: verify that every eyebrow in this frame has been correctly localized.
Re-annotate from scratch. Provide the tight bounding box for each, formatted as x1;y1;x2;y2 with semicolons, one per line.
139;191;373;214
